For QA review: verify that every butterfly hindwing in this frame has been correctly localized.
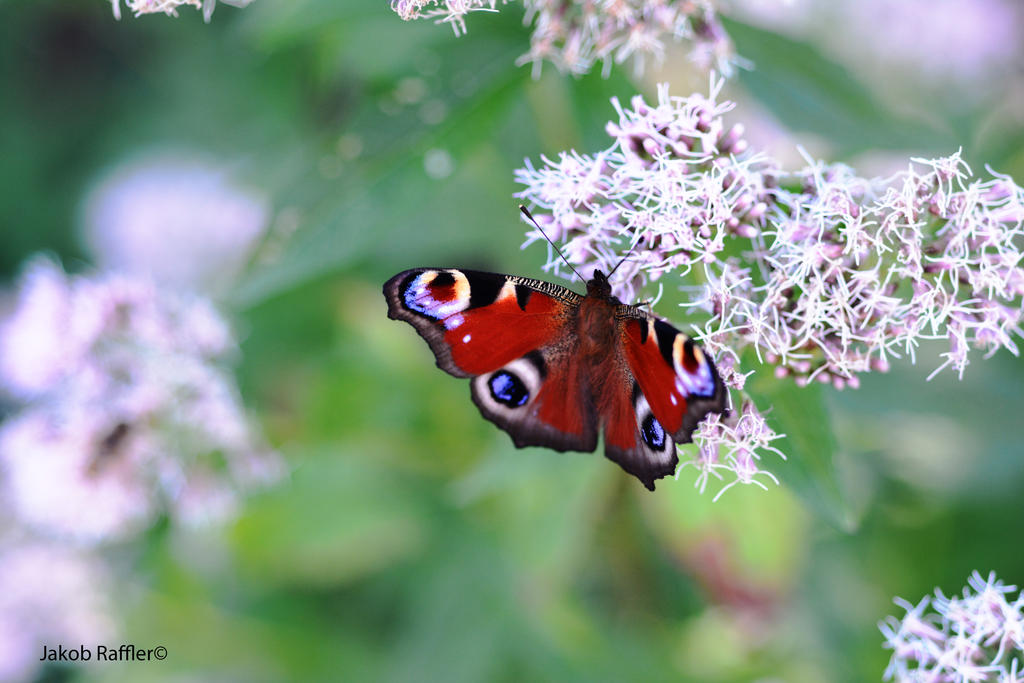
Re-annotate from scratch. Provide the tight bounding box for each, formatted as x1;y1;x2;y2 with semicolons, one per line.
384;268;598;451
470;349;598;453
600;375;679;491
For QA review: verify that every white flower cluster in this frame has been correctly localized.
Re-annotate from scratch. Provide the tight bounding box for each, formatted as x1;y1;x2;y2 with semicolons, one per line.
515;79;1024;495
881;571;1024;682
678;401;784;500
0;258;282;543
391;0;502;37
82;153;270;295
518;81;1024;386
390;0;734;76
110;0;253;22
515;79;769;304
0;153;281;681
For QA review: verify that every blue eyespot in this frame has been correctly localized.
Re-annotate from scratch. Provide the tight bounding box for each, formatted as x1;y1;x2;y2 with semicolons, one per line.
490;371;529;407
641;413;666;450
403;272;463;320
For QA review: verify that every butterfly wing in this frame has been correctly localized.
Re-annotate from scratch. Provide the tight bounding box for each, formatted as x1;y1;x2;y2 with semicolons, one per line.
619;310;727;442
587;308;725;491
383;268;598;452
599;372;682;491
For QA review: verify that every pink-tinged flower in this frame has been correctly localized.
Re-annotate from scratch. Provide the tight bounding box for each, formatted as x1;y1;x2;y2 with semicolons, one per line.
881;571;1024;682
110;0;253;22
392;0;735;76
0;537;115;682
391;0;502;36
516;79;1024;495
81;152;270;296
0;259;82;400
678;403;783;500
0;258;283;544
0;411;154;542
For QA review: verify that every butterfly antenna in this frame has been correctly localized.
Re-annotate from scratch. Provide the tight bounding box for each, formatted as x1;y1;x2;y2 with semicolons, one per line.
519;205;586;283
606;238;639;279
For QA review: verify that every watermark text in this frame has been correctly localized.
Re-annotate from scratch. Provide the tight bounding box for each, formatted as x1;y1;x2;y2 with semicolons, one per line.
40;644;167;662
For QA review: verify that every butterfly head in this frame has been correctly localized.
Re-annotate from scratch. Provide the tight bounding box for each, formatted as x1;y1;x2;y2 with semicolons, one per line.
586;270;614;300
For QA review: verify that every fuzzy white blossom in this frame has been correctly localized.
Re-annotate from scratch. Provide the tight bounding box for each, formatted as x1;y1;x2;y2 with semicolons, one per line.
391;0;502;36
110;0;253;22
881;571;1024;682
391;0;734;76
677;401;784;500
0;258;282;543
515;79;1024;496
0;150;278;679
81;152;270;295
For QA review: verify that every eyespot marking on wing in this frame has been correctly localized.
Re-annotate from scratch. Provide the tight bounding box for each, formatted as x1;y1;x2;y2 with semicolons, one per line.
472;354;546;418
681;337;699;372
633;389;672;459
489;371;530;407
672;334;716;397
402;269;471;319
641;413;666;450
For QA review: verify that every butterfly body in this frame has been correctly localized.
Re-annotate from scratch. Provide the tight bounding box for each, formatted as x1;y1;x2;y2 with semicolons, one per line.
384;268;726;490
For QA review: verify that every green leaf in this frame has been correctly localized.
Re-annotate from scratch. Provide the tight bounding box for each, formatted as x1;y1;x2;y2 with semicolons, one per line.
743;356;856;531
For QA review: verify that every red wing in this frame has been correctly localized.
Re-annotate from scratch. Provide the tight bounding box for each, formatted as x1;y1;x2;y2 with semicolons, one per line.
598;369;679;491
385;268;598;452
444;287;562;376
384;268;582;377
620;315;726;443
470;349;598;454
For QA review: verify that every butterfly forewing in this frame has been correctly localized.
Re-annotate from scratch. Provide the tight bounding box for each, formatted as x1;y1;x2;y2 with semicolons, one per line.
619;312;727;442
384;268;580;376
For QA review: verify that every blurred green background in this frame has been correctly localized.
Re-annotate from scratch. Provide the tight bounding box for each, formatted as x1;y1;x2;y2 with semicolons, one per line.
2;1;1023;681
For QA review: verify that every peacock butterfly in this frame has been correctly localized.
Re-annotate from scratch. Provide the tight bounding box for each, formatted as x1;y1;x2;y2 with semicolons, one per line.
383;214;727;490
